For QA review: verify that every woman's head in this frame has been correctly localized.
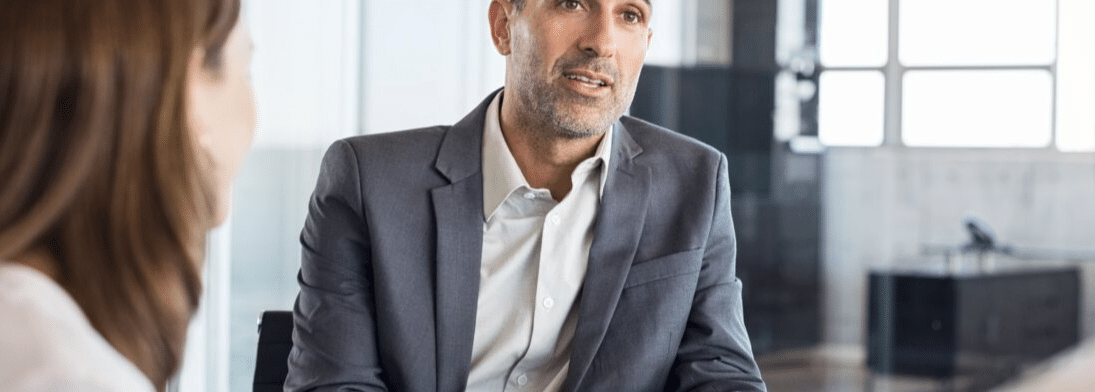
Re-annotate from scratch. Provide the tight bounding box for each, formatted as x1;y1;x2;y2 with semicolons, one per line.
0;0;253;387
188;6;258;225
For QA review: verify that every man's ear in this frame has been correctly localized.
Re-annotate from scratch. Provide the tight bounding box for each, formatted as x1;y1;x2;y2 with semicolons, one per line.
488;0;513;55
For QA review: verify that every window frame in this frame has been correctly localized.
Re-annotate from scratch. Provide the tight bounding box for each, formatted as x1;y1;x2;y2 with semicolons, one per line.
818;0;1063;150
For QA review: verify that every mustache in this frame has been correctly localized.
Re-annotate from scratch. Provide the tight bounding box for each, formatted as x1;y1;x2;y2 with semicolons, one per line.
554;55;620;83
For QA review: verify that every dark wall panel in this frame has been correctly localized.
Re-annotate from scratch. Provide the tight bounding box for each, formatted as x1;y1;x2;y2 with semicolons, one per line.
630;0;822;356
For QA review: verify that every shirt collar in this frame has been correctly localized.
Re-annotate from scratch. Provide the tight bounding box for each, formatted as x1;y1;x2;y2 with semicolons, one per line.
481;92;613;221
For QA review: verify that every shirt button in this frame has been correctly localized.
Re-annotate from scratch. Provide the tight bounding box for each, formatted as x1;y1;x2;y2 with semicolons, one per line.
524;192;536;199
517;374;528;386
543;297;555;309
550;214;561;225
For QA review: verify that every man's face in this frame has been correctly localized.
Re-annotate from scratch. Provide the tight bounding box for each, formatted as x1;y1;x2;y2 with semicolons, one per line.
499;0;653;138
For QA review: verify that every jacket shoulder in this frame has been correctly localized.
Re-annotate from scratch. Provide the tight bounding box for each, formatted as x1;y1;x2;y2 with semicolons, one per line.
335;125;451;159
619;116;724;164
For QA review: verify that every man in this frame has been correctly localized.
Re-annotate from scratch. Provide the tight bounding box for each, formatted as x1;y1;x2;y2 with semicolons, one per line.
285;0;767;390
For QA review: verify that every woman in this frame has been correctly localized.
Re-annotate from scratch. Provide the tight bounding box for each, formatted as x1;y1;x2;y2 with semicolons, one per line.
0;0;255;389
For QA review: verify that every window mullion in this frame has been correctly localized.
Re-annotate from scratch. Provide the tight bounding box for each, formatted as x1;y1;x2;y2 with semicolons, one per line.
884;0;903;147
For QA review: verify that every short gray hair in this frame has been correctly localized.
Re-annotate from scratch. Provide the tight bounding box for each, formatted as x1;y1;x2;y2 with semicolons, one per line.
510;0;525;11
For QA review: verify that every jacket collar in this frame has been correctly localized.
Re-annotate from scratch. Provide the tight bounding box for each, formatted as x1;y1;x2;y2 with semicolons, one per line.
434;90;497;184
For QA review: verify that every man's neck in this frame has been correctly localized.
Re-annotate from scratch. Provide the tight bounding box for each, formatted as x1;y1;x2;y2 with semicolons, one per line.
499;101;605;202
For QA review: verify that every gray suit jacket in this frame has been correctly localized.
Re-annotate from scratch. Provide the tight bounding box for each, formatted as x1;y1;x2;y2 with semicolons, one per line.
286;91;766;392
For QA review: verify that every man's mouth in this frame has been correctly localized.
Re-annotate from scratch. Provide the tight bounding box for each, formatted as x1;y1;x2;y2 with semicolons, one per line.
564;71;612;88
567;74;607;87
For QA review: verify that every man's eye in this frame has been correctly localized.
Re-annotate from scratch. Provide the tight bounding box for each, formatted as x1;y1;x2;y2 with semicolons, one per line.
622;11;642;24
562;0;581;10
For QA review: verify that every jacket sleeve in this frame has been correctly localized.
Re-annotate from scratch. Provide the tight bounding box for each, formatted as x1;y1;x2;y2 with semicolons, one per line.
669;153;767;392
284;140;388;392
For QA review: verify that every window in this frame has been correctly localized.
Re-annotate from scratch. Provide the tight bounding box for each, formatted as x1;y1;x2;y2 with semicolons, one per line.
899;0;1056;67
818;0;887;67
817;0;1095;150
1056;0;1095;151
902;70;1053;148
173;1;364;391
818;71;885;146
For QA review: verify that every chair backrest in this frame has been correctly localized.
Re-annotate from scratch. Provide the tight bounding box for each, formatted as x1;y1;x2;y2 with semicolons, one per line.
253;310;294;392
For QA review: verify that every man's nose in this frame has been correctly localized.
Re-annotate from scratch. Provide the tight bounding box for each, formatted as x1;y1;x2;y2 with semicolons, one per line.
578;12;617;57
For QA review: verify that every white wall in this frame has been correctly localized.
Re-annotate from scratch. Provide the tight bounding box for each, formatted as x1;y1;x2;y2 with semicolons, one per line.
360;0;505;134
823;147;1095;347
250;0;361;147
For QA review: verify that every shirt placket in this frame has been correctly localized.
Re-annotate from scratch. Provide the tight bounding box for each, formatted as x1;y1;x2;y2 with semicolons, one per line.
506;163;600;390
500;187;551;391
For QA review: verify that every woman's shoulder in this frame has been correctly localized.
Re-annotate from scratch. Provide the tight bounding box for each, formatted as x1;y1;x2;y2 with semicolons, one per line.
0;263;156;392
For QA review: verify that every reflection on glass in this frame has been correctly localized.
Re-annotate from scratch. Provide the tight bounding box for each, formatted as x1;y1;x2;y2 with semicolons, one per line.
903;70;1052;148
900;0;1056;66
1056;0;1095;152
819;71;885;146
819;0;888;67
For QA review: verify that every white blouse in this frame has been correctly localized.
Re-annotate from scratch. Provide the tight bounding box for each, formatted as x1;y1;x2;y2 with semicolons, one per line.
0;262;156;392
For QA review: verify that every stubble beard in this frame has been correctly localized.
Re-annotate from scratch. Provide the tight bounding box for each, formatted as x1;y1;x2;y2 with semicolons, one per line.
513;53;636;140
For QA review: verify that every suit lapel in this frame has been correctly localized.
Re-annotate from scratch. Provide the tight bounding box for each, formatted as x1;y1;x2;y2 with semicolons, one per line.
429;93;651;391
430;92;496;392
564;123;651;391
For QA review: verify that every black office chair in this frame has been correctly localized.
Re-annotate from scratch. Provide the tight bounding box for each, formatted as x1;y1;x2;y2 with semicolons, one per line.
254;310;294;392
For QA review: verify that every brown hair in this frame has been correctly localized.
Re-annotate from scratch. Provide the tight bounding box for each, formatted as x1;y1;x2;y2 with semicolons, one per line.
0;0;240;388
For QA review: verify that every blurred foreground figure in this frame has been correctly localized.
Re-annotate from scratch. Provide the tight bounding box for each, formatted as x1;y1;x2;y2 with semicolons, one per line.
0;0;255;390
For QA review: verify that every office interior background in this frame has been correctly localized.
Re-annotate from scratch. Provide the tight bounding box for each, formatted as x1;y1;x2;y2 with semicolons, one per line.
169;0;1095;391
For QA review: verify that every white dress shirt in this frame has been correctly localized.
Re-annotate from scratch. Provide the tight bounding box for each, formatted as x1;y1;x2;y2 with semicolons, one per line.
466;92;612;391
0;262;155;392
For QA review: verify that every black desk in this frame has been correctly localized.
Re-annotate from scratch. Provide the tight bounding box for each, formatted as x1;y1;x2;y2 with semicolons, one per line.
867;268;1080;379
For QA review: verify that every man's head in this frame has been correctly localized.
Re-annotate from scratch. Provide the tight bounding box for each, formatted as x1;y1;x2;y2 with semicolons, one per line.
490;0;653;139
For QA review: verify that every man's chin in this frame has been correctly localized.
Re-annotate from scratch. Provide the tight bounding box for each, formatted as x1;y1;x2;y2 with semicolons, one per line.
550;115;615;139
533;94;622;138
553;127;606;140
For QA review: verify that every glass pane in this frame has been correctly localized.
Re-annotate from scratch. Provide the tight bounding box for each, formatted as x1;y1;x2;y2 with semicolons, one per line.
903;70;1052;147
1056;0;1095;152
819;0;888;67
224;1;362;391
900;0;1056;66
819;71;885;146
